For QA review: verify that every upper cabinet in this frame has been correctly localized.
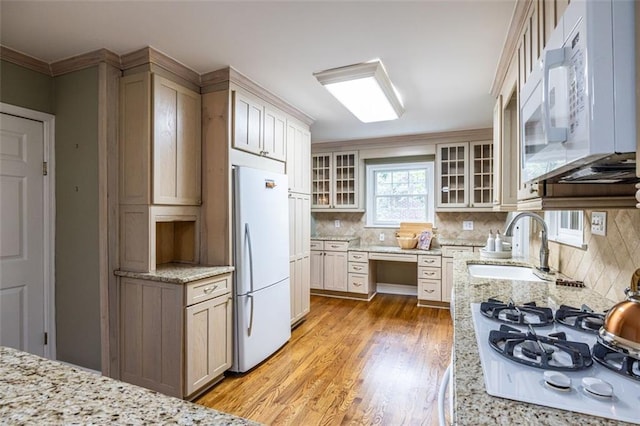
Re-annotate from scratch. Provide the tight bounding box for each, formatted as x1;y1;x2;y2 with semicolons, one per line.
311;151;361;211
120;72;201;206
435;141;493;211
286;119;311;194
232;89;286;162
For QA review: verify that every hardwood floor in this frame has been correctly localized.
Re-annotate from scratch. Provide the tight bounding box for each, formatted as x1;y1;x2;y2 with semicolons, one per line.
196;294;453;425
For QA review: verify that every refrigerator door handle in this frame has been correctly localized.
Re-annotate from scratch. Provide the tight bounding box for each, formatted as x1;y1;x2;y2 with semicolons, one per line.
247;294;254;336
245;223;255;293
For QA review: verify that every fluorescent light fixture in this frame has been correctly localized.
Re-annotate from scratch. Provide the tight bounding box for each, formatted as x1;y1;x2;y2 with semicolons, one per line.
314;60;404;123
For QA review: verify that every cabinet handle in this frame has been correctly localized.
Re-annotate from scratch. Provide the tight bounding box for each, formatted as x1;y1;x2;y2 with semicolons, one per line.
330;244;340;248
424;271;435;276
203;285;219;294
353;282;362;287
353;255;362;259
424;259;434;263
353;266;362;271
424;289;435;293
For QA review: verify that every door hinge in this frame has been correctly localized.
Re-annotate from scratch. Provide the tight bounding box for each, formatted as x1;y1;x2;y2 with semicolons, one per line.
44;332;48;345
43;162;48;176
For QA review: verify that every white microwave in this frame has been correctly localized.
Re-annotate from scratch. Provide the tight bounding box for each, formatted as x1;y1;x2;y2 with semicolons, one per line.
520;0;636;184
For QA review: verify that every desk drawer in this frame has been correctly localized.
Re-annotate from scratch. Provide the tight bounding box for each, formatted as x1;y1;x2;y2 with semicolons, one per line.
418;255;441;268
348;273;368;294
186;274;230;306
418;279;441;301
418;267;442;280
324;241;349;252
442;246;473;258
348;251;368;262
348;262;368;274
368;252;417;262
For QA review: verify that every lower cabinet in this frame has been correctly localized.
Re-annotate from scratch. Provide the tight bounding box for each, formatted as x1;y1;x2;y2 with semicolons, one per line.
441;246;475;303
290;256;310;325
309;240;348;291
417;254;443;304
119;273;232;399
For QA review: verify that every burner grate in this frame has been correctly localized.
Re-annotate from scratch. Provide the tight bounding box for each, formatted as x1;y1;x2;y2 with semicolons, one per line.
488;324;594;371
480;298;554;327
592;340;640;382
555;304;605;334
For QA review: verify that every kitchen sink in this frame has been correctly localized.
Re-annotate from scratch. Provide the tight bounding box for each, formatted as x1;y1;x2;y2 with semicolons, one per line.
467;264;546;282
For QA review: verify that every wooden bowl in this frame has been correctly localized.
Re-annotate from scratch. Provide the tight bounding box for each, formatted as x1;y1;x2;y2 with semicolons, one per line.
396;237;418;249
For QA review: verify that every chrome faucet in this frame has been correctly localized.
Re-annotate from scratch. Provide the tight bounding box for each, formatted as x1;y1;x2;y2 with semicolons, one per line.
503;212;550;272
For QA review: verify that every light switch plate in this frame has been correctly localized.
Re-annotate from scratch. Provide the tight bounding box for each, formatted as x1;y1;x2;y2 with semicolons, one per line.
334;220;341;228
463;221;474;230
591;211;606;236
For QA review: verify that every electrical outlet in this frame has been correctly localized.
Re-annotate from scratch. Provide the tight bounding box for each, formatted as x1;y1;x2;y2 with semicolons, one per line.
591;211;607;236
463;221;474;230
334;220;341;228
379;233;385;242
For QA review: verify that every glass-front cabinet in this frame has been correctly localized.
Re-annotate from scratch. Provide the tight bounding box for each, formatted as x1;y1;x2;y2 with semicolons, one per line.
311;151;359;211
436;141;493;211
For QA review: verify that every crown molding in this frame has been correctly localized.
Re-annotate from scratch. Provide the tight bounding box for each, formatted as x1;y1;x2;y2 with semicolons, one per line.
202;66;314;126
121;46;200;88
490;0;533;98
0;45;51;75
312;128;493;151
50;48;120;76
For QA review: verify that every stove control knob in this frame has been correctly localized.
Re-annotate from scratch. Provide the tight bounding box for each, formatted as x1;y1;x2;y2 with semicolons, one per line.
543;371;571;391
581;377;613;398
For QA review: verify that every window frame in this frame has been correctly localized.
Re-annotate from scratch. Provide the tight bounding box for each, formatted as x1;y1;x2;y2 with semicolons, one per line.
545;210;586;249
365;161;435;228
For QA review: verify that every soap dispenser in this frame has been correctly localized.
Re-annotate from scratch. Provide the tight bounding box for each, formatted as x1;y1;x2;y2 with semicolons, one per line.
495;230;503;252
486;230;495;252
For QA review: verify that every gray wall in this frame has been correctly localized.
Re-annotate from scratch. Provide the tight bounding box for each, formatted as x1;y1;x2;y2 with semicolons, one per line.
1;60;102;370
54;67;101;370
0;60;54;113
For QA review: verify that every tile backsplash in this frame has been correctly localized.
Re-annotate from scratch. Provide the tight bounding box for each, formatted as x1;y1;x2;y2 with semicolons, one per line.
312;211;508;246
530;209;640;303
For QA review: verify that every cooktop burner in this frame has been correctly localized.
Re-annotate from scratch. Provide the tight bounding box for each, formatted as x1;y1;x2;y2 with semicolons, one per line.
488;324;593;371
555;304;605;334
592;340;640;382
480;298;554;327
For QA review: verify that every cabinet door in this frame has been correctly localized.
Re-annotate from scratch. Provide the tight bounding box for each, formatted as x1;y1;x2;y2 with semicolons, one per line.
263;106;287;162
332;152;358;208
436;143;469;208
286;120;311;194
289;260;297;323
310;251;324;289
290;256;311;325
185;294;232;396
442;258;454;303
300;255;310;316
232;91;263;156
153;76;202;205
324;251;348;291
469;141;493;208
311;154;332;208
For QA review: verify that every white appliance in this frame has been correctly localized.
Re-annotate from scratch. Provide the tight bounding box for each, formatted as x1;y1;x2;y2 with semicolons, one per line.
520;0;636;184
471;303;640;424
231;166;291;373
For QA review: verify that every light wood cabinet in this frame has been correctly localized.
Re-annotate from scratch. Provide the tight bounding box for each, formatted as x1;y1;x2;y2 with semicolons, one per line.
120;72;201;206
436;142;493;211
232;89;286;162
417;254;443;304
288;192;310;325
311;151;360;211
119;273;232;399
441;246;475;303
286;119;311;194
347;251;375;297
310;250;324;290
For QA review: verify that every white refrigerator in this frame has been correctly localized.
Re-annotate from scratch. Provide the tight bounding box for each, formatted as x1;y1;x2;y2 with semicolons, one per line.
231;166;291;373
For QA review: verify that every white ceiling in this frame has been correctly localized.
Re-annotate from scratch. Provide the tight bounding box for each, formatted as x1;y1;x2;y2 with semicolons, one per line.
0;1;515;143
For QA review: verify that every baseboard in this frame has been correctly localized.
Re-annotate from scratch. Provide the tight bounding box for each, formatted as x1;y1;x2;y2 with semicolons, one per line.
376;283;417;296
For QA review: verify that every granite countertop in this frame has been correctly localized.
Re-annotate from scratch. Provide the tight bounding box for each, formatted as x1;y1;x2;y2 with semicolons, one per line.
450;252;628;425
0;346;258;425
114;263;234;284
311;235;360;242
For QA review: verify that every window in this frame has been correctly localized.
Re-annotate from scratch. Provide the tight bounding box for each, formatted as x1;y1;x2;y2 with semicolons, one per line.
366;162;434;227
545;210;585;248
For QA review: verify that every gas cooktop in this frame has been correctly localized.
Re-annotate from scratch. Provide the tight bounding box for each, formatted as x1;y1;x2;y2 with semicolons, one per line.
471;303;640;424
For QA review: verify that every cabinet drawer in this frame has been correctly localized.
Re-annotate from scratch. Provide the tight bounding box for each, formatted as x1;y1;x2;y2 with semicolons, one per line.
418;255;441;268
348;262;368;274
368;252;417;262
418;267;442;280
442;246;474;258
310;240;324;250
324;241;349;252
348;251;368;262
186;275;230;306
418;279;442;301
348;273;368;294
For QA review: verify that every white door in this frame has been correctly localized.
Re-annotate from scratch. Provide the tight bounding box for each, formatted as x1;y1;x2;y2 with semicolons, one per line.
0;113;45;356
